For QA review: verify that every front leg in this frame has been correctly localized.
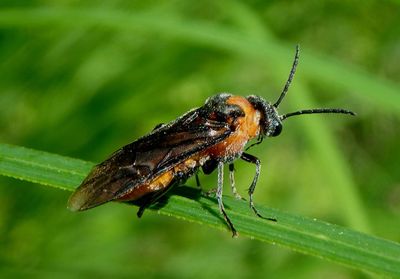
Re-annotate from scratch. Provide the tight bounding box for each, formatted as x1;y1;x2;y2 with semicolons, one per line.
240;153;277;222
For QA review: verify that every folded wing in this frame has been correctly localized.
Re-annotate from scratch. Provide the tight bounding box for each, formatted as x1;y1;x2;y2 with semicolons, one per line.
68;108;231;211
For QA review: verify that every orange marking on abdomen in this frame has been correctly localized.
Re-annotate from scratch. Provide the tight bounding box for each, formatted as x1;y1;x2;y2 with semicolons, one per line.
116;170;174;201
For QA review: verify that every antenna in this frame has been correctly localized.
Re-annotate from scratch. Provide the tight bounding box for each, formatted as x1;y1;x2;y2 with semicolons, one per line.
280;108;356;121
273;44;300;108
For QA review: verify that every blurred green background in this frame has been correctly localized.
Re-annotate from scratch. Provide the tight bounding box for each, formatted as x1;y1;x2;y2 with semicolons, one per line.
1;1;399;278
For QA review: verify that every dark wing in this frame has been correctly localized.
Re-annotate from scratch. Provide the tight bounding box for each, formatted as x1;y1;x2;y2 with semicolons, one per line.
67;107;232;211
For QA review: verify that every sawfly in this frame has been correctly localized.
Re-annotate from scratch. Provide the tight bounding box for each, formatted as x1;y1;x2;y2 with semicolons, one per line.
68;45;355;236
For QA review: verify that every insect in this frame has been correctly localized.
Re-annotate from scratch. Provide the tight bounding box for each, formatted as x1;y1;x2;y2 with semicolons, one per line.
68;45;355;237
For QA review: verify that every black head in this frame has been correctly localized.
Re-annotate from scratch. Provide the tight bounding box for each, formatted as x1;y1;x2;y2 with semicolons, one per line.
247;45;355;140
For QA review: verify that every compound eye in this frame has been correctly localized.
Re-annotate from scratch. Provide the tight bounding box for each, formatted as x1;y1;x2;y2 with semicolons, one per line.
271;123;282;137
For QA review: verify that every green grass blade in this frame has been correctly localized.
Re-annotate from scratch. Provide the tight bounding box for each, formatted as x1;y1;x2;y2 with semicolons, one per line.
0;143;399;277
0;144;92;190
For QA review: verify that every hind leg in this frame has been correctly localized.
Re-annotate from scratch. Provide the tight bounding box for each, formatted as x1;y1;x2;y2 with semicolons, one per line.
136;185;175;218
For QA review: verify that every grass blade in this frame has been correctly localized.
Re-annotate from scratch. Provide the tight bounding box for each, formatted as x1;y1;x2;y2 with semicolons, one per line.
0;143;399;277
0;144;92;190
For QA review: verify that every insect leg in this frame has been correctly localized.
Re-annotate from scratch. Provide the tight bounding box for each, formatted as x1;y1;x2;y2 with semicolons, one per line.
228;163;243;200
195;173;201;188
137;184;175;218
241;153;277;222
217;162;238;237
